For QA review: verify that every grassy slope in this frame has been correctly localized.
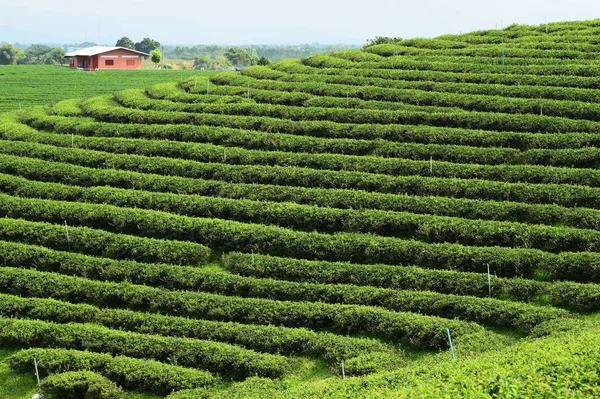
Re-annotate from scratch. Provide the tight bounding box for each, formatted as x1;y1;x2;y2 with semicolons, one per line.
0;65;217;112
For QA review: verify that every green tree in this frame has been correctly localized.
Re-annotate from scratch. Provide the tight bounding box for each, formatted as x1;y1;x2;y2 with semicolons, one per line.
193;55;213;69
257;56;271;66
135;38;161;54
224;47;252;68
51;47;66;65
213;55;232;69
0;44;24;65
21;45;64;65
174;44;185;55
115;36;135;49
151;48;162;69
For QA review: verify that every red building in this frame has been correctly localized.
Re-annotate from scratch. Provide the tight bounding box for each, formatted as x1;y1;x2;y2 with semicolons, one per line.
64;46;149;70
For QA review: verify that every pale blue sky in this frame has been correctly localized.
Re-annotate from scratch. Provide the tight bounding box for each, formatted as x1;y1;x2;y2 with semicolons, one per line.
2;0;600;45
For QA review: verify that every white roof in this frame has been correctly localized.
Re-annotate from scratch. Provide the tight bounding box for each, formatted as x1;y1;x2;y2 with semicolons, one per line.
64;46;149;57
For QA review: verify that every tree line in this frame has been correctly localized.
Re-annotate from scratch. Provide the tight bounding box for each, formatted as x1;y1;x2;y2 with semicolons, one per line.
0;44;65;65
0;37;359;69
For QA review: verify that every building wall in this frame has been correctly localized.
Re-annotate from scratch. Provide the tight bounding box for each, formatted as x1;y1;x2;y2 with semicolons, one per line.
97;49;143;70
69;49;143;70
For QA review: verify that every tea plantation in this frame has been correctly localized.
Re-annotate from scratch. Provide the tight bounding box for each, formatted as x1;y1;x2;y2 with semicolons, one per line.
1;19;600;398
0;66;216;113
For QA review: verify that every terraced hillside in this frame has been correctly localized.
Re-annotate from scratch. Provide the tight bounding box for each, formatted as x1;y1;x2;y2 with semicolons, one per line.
1;20;600;399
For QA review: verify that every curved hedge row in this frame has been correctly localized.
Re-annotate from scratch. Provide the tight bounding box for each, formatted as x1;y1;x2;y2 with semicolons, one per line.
80;92;600;136
111;86;600;135
19;109;600;171
0;292;387;361
224;253;600;313
74;95;600;148
0;267;482;349
3;193;600;282
363;43;597;60
302;53;600;78
0;248;567;331
4;155;600;232
1;238;597;314
166;80;472;114
2;142;599;209
22;102;600;151
267;62;600;99
0;316;288;378
4;180;600;256
210;71;600;122
0;212;209;266
8;118;535;170
9;348;215;395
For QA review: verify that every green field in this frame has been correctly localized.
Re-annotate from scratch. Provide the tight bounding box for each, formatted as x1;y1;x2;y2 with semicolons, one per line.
1;19;600;398
0;65;217;112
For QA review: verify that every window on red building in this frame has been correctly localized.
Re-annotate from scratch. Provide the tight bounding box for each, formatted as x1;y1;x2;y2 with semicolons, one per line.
126;59;135;66
105;60;114;66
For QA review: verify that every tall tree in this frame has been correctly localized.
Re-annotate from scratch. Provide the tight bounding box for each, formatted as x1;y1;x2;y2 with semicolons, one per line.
115;36;135;49
134;38;161;55
21;45;64;65
193;55;212;69
0;44;23;65
151;49;162;69
224;47;251;67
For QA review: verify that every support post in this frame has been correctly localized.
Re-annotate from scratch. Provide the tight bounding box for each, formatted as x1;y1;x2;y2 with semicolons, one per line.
446;328;456;361
34;356;41;387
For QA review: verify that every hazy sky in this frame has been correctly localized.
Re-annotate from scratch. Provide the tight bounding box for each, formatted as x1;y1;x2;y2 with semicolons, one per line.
2;0;600;45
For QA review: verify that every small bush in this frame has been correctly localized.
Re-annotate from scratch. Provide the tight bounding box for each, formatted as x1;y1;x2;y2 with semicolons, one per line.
342;352;404;376
41;371;124;399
